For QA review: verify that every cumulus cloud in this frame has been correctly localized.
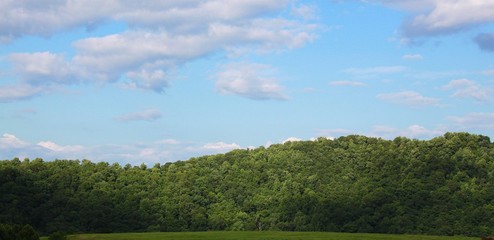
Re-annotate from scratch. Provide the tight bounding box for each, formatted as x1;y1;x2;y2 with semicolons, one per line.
316;129;356;139
215;62;288;100
0;133;29;149
0;84;51;103
201;142;241;151
2;1;317;98
282;137;302;143
115;108;163;122
124;69;170;93
377;91;441;107
0;1;293;41
115;1;293;31
401;1;494;37
93;140;242;164
317;125;444;140
442;78;491;102
0;0;115;43
403;125;444;138
368;125;398;139
69;30;213;88
0;132;244;164
363;0;494;48
37;141;85;153
0;134;88;161
9;52;75;85
317;124;445;140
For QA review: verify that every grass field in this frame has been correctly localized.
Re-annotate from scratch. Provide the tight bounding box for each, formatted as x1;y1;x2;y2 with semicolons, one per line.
41;231;479;240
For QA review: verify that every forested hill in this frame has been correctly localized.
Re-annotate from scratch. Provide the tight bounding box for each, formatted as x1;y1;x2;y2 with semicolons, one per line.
1;133;494;236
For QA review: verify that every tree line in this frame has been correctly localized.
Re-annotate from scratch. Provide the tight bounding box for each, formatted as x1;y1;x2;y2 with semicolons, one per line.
1;132;493;236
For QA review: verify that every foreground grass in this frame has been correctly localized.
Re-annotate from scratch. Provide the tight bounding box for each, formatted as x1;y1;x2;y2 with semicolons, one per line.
60;231;479;240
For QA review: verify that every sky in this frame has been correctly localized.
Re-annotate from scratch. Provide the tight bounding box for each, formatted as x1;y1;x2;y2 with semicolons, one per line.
1;0;494;165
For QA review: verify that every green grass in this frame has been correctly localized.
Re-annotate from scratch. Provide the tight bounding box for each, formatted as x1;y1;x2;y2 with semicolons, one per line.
59;231;479;240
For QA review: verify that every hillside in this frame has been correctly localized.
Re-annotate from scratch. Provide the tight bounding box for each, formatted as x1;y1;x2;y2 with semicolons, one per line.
1;132;493;236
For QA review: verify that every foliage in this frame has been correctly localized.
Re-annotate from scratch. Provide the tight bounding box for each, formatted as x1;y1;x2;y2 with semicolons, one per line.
48;231;66;240
65;231;478;240
0;224;39;240
0;132;493;236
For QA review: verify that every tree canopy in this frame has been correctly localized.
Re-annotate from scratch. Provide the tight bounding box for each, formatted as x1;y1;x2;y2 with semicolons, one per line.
1;132;493;236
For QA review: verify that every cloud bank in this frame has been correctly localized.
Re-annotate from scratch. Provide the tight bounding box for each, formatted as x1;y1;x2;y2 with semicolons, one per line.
215;62;288;100
0;133;243;165
1;0;317;101
365;0;494;50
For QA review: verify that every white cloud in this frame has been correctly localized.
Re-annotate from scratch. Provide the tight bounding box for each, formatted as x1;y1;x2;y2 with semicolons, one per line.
401;0;494;37
208;18;316;51
124;69;170;93
37;141;85;152
402;54;423;60
0;1;293;41
0;84;50;102
201;142;241;151
377;91;441;107
86;139;242;164
54;30;215;92
448;112;494;130
403;124;444;138
282;137;302;143
358;1;494;50
0;133;29;149
9;52;74;85
442;78;491;102
316;129;356;139
317;125;444;140
3;1;317;98
115;108;163;122
0;133;245;165
84;143;174;165
369;125;399;138
215;62;288;100
367;0;494;49
116;1;292;31
329;80;366;87
0;0;115;43
371;124;444;139
1;134;88;161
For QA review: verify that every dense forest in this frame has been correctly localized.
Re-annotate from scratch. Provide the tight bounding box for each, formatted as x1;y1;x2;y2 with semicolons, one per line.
1;132;494;237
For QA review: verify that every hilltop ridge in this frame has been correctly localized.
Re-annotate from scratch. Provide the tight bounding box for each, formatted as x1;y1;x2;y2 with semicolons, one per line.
1;132;493;236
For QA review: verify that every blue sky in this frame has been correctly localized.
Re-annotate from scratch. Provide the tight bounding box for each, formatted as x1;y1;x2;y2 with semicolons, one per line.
1;0;494;165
